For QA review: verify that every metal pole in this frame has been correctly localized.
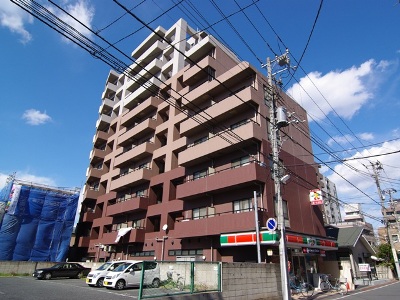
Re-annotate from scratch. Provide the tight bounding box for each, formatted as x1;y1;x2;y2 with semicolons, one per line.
267;56;291;300
161;237;165;261
385;189;400;277
254;190;261;263
371;163;400;278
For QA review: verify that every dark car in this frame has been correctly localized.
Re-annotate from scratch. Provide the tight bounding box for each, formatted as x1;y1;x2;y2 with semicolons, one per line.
32;263;91;280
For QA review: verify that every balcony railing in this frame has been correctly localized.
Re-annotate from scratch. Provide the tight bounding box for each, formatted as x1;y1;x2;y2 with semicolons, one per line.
173;208;267;238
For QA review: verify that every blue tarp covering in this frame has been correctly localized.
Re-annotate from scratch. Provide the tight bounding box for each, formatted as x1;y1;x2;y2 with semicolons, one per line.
0;184;79;261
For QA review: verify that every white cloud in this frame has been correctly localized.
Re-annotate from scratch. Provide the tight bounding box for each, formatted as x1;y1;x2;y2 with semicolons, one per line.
326;139;400;227
48;0;95;43
287;60;389;122
327;134;354;147
22;109;52;125
327;132;374;147
0;172;56;190
0;1;34;43
357;132;374;141
0;1;94;44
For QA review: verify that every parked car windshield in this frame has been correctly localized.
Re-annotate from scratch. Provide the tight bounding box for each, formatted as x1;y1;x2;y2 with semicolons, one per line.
113;262;133;272
96;262;112;271
51;264;64;269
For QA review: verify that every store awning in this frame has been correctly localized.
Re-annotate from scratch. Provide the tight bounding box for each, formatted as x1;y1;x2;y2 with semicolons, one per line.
220;230;338;251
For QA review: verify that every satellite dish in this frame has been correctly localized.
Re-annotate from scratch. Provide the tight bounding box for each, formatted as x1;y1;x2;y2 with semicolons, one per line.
162;224;168;231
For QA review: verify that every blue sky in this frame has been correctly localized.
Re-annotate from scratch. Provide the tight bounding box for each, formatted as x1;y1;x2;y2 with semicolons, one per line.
1;0;400;229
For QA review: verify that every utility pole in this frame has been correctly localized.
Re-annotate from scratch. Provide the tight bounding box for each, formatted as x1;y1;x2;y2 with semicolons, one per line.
370;161;400;278
263;50;292;300
382;188;400;277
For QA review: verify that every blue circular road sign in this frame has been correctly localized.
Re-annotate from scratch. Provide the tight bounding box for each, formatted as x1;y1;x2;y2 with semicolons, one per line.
266;218;277;231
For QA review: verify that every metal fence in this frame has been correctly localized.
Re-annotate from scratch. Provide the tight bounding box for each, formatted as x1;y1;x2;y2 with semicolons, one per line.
139;261;221;299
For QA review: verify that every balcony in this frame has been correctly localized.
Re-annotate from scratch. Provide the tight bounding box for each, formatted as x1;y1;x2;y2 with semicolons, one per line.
97;192;117;204
93;130;110;146
173;209;266;239
92;217;113;229
182;61;253;108
185;35;217;63
124;77;160;109
134;40;165;65
99;98;115;114
180;87;258;136
176;162;268;200
82;209;102;222
101;228;146;244
182;55;219;86
96;114;112;129
178;121;263;166
84;187;101;200
146;199;184;217
90;148;106;161
114;142;158;168
118;118;158;146
121;96;162;127
86;167;104;181
106;197;156;217
110;168;155;191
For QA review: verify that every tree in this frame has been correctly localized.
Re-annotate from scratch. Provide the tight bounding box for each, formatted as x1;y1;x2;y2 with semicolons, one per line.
377;243;394;270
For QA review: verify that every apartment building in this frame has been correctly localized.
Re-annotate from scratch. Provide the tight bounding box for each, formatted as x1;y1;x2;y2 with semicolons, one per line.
377;198;400;256
320;175;342;225
72;19;337;266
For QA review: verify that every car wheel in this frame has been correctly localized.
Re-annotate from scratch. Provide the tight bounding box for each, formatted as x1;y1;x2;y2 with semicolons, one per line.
76;272;83;279
44;273;52;280
151;278;160;288
115;279;126;290
96;277;104;287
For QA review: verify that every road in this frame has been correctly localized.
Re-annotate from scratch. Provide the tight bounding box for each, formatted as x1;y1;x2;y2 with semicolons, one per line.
3;276;399;300
0;276;140;300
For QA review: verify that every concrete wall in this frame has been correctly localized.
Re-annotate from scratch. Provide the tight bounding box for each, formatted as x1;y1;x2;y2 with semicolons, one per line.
221;262;281;300
0;261;97;275
0;261;282;300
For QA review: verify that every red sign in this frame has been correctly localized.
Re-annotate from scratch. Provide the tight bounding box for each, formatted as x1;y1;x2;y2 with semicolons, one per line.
310;189;323;205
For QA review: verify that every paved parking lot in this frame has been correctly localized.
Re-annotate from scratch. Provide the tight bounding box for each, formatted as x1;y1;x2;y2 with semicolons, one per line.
0;276;140;300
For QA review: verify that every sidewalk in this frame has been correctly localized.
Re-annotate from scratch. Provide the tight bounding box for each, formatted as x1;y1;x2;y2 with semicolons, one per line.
291;278;397;299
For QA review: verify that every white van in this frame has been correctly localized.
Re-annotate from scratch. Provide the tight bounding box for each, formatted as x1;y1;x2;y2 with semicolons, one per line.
103;261;160;290
86;260;130;287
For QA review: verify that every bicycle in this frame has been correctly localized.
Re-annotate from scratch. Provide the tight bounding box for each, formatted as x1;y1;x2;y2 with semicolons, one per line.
166;270;185;291
319;274;348;295
289;275;314;298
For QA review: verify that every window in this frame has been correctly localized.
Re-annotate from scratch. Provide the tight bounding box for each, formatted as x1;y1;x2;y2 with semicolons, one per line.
138;162;149;170
135;189;146;197
193;207;207;219
169;249;203;256
132;219;143;229
193;169;207;180
194;136;208;145
233;198;253;213
208;67;215;81
392;234;399;243
230;119;248;130
282;200;289;220
274;198;289;221
231;156;250;169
